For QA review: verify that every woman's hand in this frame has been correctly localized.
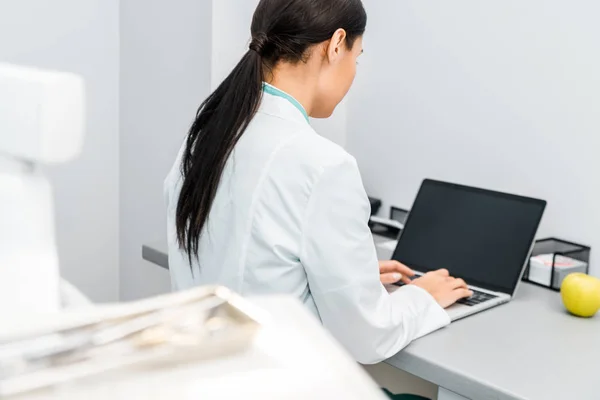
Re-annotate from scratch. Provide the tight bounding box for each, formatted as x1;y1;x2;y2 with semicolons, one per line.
411;269;473;308
379;260;415;285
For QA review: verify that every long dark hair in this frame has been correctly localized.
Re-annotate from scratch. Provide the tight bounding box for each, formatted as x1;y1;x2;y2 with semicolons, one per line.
176;0;367;265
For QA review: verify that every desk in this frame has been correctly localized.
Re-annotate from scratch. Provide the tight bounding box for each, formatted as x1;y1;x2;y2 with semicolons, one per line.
142;240;600;400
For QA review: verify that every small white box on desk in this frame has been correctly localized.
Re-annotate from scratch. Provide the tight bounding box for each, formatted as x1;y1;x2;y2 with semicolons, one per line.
528;254;588;288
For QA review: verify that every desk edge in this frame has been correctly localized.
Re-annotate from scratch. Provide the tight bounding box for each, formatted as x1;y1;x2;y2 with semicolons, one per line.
142;244;169;270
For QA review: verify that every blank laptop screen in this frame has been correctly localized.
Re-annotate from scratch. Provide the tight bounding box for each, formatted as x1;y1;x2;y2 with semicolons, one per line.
392;180;546;294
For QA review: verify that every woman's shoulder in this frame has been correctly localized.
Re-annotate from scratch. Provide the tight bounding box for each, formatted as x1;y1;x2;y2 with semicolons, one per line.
282;126;356;172
247;110;355;170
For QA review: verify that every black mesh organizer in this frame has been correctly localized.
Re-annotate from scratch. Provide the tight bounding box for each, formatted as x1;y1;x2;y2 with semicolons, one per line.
522;238;591;291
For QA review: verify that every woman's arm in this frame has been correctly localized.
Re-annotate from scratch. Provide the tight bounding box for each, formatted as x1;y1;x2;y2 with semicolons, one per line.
300;155;450;364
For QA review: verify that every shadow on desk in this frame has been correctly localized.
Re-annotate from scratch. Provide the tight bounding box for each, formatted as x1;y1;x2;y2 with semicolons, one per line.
364;363;438;400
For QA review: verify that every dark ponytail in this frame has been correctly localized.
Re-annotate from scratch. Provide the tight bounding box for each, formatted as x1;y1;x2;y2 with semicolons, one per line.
176;0;367;265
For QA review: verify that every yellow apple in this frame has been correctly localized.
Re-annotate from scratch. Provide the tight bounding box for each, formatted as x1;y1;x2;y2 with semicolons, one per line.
561;273;600;318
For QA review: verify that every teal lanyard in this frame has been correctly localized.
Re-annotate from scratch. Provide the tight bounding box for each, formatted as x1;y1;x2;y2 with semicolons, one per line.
262;82;310;123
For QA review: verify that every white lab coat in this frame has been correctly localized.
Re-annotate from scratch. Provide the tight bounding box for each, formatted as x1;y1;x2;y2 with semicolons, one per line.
164;84;450;364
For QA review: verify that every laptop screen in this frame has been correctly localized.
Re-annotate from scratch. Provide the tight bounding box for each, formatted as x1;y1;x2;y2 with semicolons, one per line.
392;180;546;294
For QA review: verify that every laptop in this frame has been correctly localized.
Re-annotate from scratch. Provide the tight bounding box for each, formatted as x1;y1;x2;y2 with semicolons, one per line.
392;179;547;321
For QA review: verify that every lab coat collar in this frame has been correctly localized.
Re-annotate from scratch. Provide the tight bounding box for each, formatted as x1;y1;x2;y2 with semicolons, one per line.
260;82;310;126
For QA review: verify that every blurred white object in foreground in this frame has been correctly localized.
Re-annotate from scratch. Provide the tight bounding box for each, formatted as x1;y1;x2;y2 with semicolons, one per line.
2;289;386;400
0;63;85;318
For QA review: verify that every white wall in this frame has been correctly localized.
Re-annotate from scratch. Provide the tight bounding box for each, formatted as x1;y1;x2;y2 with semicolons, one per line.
211;0;260;90
348;1;600;276
0;0;120;301
119;0;213;300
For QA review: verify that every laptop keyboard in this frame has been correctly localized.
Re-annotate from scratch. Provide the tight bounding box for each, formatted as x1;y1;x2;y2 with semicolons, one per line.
457;289;497;307
394;277;497;307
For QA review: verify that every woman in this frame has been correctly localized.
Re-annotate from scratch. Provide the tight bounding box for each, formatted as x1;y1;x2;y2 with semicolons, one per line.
165;0;472;365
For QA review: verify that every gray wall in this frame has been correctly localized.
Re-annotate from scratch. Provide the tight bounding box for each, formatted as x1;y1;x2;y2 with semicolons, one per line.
211;0;259;90
119;0;213;300
0;0;120;301
348;0;600;276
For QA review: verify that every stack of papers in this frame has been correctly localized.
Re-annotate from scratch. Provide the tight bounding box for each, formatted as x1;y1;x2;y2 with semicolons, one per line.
528;254;588;287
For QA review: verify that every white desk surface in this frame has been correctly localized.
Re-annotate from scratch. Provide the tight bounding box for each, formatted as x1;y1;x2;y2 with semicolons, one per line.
142;239;600;400
387;282;600;400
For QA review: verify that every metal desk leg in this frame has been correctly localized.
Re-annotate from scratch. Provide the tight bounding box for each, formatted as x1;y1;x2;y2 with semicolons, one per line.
438;387;470;400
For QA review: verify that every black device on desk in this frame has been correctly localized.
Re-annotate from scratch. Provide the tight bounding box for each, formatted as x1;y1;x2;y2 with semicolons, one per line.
392;179;546;321
368;197;382;216
368;204;408;240
390;206;409;225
